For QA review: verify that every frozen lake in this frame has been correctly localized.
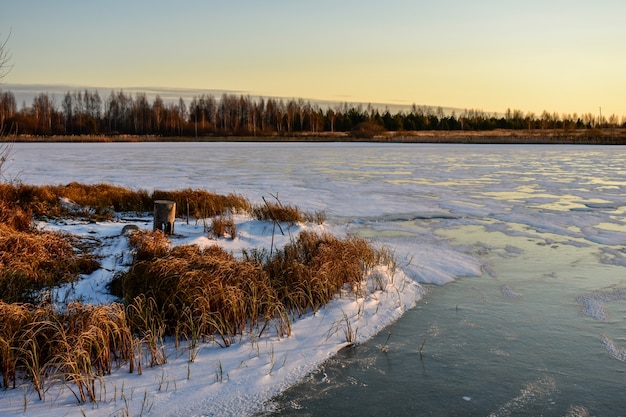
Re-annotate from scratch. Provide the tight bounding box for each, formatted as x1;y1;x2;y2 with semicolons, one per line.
6;142;626;416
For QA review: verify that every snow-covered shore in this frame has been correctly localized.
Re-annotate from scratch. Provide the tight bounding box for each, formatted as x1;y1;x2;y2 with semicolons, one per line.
1;215;426;417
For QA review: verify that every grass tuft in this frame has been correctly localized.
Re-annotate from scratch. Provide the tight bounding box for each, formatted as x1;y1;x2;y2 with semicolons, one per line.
0;301;134;402
0;224;100;303
252;200;304;224
0;183;249;222
209;215;237;239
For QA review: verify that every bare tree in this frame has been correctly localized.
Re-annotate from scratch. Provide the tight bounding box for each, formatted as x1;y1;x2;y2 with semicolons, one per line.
0;31;12;82
0;31;12;170
0;140;11;178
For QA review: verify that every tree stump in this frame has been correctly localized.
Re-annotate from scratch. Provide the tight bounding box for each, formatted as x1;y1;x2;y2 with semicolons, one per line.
153;200;176;235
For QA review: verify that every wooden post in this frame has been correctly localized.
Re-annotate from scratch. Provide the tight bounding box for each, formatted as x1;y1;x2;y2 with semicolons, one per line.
154;200;176;235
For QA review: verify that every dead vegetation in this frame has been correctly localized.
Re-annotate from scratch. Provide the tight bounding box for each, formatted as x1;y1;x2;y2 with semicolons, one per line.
0;227;387;402
117;229;385;347
0;225;100;303
0;182;251;221
0;179;387;404
0;181;318;226
0;182;151;220
252;198;304;224
209;215;237;239
0;301;134;402
0;193;100;303
152;188;251;218
251;230;379;315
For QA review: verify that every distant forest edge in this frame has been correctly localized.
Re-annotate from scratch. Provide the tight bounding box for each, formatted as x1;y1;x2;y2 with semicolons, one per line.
1;89;626;144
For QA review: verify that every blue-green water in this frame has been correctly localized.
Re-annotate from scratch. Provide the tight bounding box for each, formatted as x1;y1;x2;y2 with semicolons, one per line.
262;223;626;416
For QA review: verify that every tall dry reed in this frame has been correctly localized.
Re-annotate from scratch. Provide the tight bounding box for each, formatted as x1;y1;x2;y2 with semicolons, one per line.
0;224;100;303
122;239;278;347
252;200;304;224
0;301;134;403
260;231;379;315
121;230;386;348
152;189;250;218
0;183;249;221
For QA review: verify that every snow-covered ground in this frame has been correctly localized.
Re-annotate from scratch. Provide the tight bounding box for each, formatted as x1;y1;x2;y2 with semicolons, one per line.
1;214;434;417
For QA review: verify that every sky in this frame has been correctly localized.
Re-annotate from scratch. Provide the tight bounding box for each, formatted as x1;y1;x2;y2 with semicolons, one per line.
1;0;626;117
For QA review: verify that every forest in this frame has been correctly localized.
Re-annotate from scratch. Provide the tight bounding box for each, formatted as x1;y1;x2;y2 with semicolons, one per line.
0;89;625;139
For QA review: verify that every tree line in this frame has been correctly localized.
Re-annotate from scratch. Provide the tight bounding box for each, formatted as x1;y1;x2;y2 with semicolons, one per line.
0;89;624;138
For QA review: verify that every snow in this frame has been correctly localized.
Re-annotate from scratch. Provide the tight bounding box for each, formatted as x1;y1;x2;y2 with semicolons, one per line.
1;214;429;417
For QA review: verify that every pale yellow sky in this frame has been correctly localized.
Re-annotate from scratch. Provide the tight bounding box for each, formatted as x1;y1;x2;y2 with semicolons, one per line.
2;0;626;117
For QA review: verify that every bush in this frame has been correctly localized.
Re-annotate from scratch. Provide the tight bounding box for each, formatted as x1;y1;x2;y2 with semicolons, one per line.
350;121;386;139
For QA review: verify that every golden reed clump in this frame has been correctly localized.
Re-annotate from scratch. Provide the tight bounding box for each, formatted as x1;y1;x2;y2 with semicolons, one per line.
0;182;251;221
0;223;100;303
152;188;251;218
121;230;386;347
0;301;134;402
122;237;275;347
251;200;304;224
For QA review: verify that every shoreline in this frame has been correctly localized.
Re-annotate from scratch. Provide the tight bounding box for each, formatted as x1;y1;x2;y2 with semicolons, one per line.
3;128;626;144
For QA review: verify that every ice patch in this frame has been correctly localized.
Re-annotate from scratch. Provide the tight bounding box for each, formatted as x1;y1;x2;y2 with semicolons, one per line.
601;335;626;362
576;288;626;321
598;247;626;267
500;284;523;300
398;248;483;285
581;226;626;245
487;376;557;417
565;405;591;417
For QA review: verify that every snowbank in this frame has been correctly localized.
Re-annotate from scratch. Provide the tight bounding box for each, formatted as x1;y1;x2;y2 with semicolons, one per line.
1;216;425;417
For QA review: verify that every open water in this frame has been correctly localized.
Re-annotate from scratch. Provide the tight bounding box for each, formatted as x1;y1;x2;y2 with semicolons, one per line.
6;142;626;416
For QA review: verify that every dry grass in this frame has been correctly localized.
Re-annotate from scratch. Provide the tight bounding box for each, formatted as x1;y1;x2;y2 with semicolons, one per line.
0;183;249;221
0;224;100;303
0;179;389;404
0;302;30;389
0;183;102;303
0;301;134;402
120;230;386;348
304;210;326;225
259;231;379;315
209;215;237;239
0;199;32;231
121;239;276;347
252;200;304;224
152;189;250;219
0;182;151;220
57;182;153;215
127;229;170;261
